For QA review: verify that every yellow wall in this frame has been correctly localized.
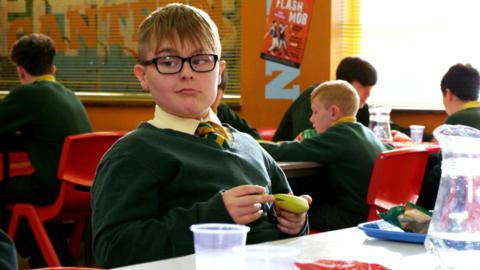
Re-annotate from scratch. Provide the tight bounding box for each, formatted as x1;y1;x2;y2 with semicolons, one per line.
391;111;446;134
85;105;153;132
85;0;447;134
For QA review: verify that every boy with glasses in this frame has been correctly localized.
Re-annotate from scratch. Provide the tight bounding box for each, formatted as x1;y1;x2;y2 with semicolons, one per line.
91;3;310;268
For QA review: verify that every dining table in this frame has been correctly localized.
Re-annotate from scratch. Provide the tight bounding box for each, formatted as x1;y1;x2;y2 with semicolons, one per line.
112;224;441;270
278;161;323;178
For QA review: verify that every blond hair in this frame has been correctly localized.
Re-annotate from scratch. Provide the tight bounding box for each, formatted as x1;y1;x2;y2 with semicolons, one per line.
311;80;359;116
136;3;221;63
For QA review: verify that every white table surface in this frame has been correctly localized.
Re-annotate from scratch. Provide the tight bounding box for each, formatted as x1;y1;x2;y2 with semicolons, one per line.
113;226;441;270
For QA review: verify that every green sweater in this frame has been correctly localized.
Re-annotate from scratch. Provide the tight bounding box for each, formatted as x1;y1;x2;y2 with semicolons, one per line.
0;80;91;192
418;107;480;209
92;122;305;268
445;106;480;129
217;102;261;139
262;122;386;230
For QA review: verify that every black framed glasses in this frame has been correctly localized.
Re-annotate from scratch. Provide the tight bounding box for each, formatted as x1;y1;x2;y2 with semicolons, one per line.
143;54;219;74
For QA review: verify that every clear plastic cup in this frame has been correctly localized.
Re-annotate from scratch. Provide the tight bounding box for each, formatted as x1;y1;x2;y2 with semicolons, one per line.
190;223;250;270
233;245;300;270
410;125;425;144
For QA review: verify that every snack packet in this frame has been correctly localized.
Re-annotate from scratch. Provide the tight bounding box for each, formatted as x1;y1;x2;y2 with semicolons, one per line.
378;202;431;234
296;259;391;270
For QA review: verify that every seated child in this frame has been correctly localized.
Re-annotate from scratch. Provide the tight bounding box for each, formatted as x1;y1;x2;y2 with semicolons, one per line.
91;3;310;268
261;80;387;231
417;63;480;209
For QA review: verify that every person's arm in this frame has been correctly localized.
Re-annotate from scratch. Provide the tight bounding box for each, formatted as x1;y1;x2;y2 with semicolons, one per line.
0;229;18;270
92;154;235;268
262;132;340;162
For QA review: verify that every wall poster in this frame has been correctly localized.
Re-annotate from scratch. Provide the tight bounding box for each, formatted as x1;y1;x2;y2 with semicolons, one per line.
260;0;315;68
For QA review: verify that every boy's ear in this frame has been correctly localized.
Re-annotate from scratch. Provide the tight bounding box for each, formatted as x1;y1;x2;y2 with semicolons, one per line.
217;60;226;86
16;66;28;84
330;105;342;120
445;88;454;101
133;64;149;91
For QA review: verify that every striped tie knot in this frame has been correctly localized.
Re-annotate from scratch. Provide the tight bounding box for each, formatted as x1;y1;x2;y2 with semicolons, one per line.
195;122;230;148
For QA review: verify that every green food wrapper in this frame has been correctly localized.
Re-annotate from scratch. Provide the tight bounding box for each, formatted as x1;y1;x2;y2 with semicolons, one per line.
378;202;432;234
378;205;405;228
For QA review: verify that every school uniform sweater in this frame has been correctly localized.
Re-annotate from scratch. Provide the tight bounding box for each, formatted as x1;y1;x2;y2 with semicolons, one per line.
0;79;92;193
262;122;386;231
92;122;304;268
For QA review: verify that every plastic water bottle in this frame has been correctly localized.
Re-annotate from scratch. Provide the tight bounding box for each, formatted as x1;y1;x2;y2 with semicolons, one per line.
424;124;480;269
368;105;392;143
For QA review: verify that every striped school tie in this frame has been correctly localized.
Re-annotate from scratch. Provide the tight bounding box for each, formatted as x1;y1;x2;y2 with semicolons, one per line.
195;122;230;148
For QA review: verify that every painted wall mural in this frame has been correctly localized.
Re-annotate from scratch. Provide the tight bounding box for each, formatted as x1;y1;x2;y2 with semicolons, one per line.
0;0;241;95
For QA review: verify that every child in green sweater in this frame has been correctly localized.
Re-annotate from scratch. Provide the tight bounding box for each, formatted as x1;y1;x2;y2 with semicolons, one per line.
418;63;480;209
262;80;387;231
92;3;310;268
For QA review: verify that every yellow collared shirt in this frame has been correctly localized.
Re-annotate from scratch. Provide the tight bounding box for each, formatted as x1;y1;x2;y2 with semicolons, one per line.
33;74;56;82
148;105;233;143
460;100;480;111
332;116;357;126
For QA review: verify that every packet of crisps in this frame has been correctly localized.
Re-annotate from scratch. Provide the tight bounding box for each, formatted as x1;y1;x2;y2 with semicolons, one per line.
378;205;404;228
378;202;431;234
397;202;431;234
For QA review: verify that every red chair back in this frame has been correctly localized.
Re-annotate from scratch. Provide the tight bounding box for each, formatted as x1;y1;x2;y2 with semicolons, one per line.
57;132;124;210
8;131;125;267
257;128;277;141
366;146;430;221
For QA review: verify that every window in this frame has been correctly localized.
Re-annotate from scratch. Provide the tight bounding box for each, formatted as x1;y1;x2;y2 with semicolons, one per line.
0;1;241;103
351;0;480;110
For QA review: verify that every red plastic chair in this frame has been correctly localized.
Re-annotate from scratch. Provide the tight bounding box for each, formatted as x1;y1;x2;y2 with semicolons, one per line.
366;146;430;221
7;132;125;267
257;128;277;141
0;151;35;180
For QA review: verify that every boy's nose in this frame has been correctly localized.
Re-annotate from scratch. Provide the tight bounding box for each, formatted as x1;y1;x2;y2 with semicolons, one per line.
180;61;195;79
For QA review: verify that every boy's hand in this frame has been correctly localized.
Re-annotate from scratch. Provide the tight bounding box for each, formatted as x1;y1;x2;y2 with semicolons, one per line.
275;193;312;235
391;130;412;142
222;185;275;225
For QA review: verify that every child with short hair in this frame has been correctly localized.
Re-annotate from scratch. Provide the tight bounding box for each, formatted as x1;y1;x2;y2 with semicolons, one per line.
92;3;309;268
418;63;480;209
0;33;91;267
261;80;387;231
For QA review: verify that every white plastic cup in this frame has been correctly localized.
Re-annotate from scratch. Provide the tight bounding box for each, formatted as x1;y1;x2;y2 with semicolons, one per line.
190;223;250;270
233;245;300;270
410;125;425;144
